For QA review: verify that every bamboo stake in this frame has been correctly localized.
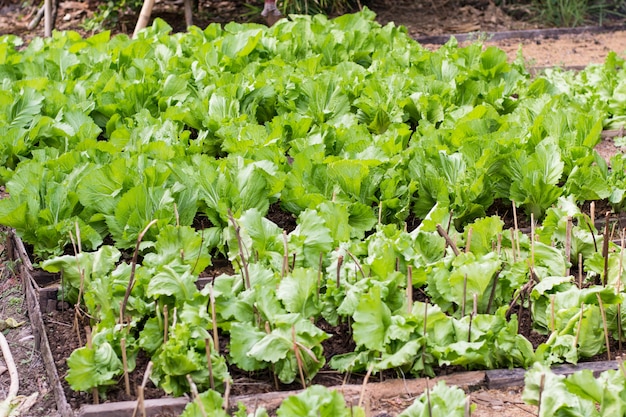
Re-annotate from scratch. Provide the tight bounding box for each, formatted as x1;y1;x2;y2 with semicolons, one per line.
317;252;323;303
205;338;215;391
603;212;611;286
465;395;471;417
591;201;596;226
132;361;153;417
336;255;344;288
121;338;131;397
578;253;583;288
550;295;556;333
358;365;373;409
223;378;231;411
512;201;520;257
292;325;307;390
132;0;156;38
597;293;612;361
186;375;208;417
209;285;219;353
163;304;169;344
486;270;500;314
465;227;473;254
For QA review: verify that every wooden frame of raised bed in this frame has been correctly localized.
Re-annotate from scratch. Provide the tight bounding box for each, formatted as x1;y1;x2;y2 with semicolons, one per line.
7;225;624;416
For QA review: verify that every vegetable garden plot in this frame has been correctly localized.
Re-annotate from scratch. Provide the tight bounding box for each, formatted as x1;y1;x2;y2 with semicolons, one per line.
4;8;626;416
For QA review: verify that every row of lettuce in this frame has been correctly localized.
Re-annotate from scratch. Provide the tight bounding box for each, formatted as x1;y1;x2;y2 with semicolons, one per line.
0;11;626;261
2;8;626;415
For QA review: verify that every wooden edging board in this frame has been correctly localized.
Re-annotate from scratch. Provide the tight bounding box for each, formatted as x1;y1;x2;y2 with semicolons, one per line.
8;230;74;417
5;224;624;416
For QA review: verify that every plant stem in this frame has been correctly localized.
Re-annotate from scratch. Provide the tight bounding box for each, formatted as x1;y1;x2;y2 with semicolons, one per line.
121;338;130;396
163;304;169;344
205;338;215;390
209;285;219;353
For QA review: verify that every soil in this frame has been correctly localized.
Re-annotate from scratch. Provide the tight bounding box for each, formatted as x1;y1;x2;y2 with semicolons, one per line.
1;1;626;416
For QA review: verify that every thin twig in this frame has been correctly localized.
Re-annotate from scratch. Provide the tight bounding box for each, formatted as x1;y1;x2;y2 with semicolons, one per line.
436;224;460;256
597;293;612;361
120;219;158;324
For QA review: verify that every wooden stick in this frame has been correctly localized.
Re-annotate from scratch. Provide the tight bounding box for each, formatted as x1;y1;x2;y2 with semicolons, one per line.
597;293;612;361
132;361;153;417
121;338;131;396
121;219;158;324
465;227;473;254
0;331;19;410
336;255;344;288
486;270;500;314
531;213;536;270
223;378;231;411
132;0;156;38
292;325;307;390
163;304;169;344
510;229;517;263
205;338;215;391
436;224;460;256
574;303;584;349
512;201;520;257
578;253;583;288
603;212;610;286
358;365;373;409
208;285;219;353
591;201;595;226
550;295;556;333
186;375;208;417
